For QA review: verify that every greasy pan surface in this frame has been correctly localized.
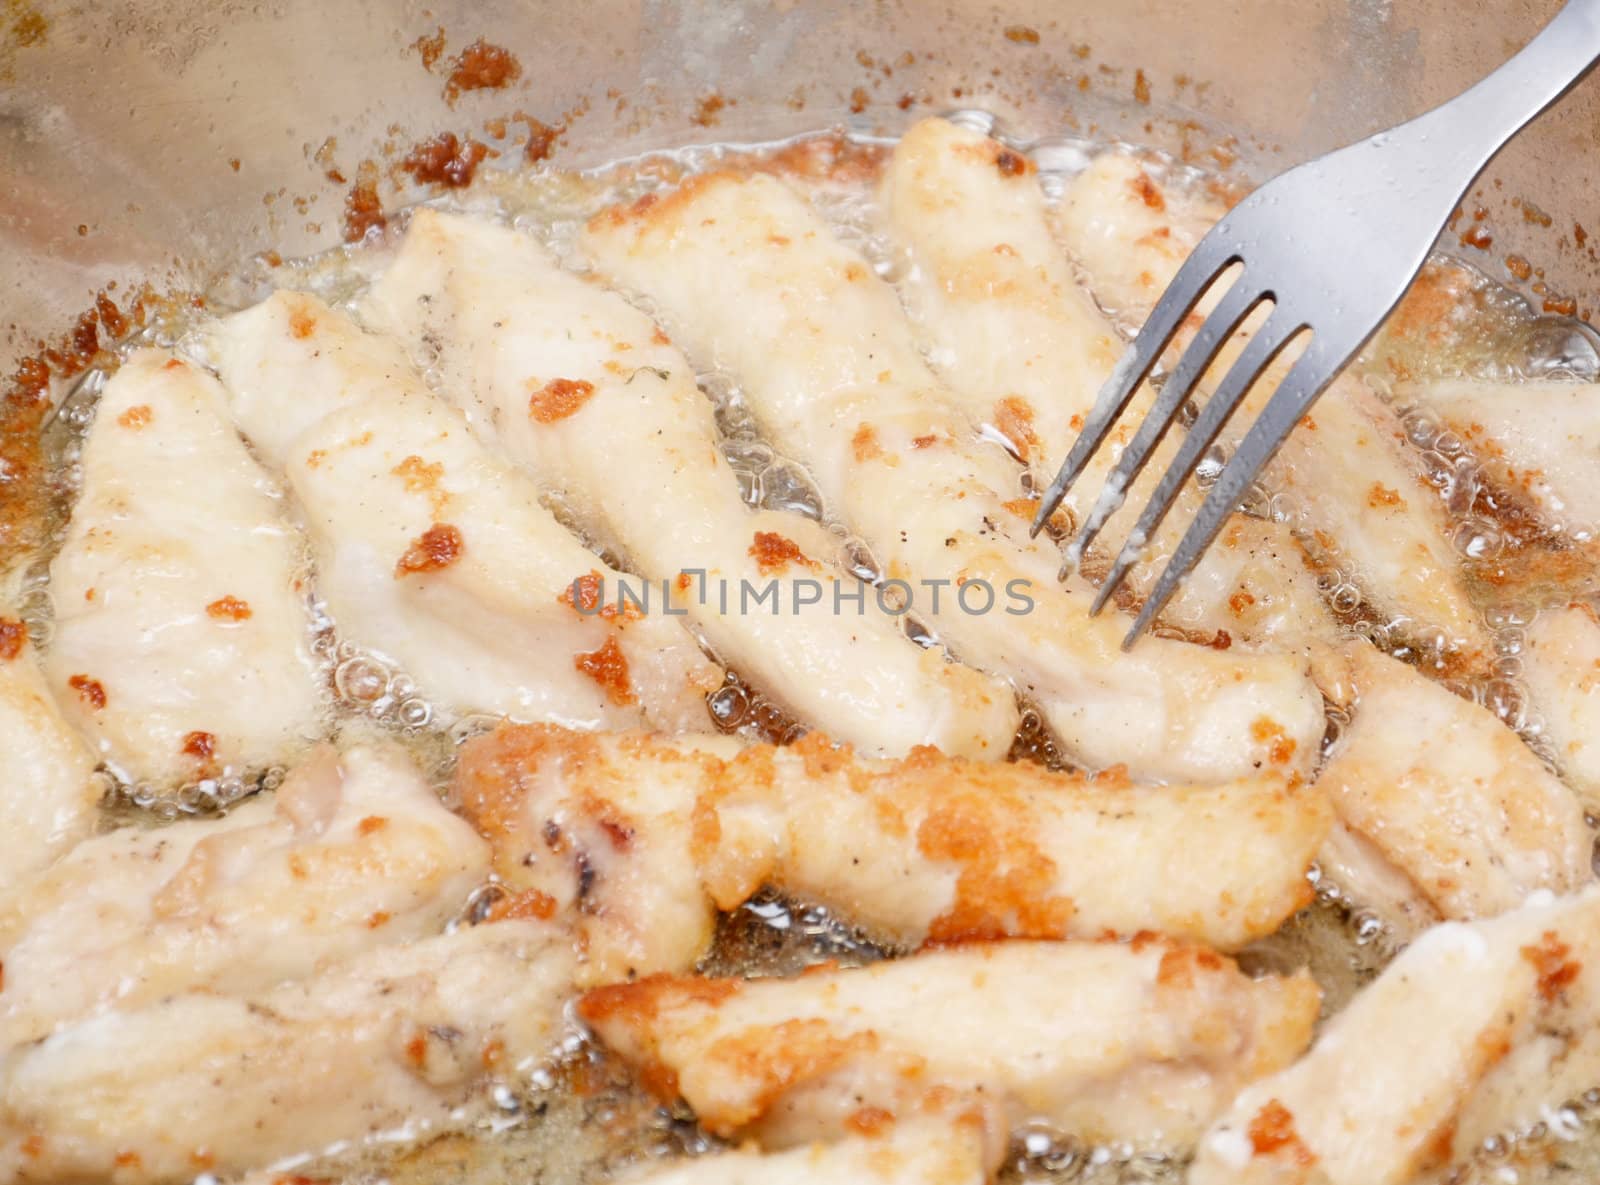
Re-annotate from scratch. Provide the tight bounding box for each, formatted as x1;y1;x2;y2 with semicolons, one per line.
1;0;1598;359
5;3;1600;1185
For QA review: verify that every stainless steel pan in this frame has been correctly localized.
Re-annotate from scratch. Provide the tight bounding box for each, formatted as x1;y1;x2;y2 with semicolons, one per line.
2;0;1596;372
3;3;1599;1182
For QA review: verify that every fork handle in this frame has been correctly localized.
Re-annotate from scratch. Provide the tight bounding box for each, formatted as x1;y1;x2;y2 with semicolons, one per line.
1402;0;1600;183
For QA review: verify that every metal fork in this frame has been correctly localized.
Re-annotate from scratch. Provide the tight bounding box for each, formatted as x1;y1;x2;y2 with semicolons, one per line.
1032;0;1600;648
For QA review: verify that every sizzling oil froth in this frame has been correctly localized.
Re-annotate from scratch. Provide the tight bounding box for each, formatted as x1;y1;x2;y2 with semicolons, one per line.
11;117;1600;1185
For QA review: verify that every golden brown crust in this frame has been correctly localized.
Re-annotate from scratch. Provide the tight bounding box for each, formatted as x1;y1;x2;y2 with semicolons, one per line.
573;637;635;706
1522;930;1582;1003
557;570;642;621
1248;717;1298;768
990;396;1038;463
1129;171;1167;212
528;378;596;424
395;523;464;576
1367;482;1406;510
748;530;818;575
578;973;740;1029
67;674;107;710
915;784;1077;944
485;887;559;922
698;1020;883;1134
585;171;744;236
204;596;253;622
0;617;27;661
848;425;880;462
116;404;153;430
454;722;1320;957
749;134;889;187
1247;1099;1316;1166
390;455;450;518
1154;945;1226;988
180;730;217;768
453;724;607;840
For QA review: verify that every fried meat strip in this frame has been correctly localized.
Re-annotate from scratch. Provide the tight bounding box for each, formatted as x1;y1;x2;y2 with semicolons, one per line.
580;939;1318;1149
1311;642;1589;926
1189;885;1600;1185
0;608;96;893
362;207;1017;759
453;723;1330;983
0;741;487;1045
582;169;1324;782
881;118;1336;652
46;349;323;785
0;919;572;1185
1409;377;1600;530
1055;155;1490;664
210;292;718;732
1524;602;1600;803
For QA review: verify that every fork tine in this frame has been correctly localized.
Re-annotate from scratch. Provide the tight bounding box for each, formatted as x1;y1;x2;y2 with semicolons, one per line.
1064;276;1264;576
1090;310;1298;618
1123;343;1332;646
1030;237;1238;539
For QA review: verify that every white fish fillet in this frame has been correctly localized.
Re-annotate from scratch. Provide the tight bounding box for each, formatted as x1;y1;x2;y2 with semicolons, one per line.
0;919;574;1185
617;1121;993;1185
879;120;1122;477
361;207;1018;760
1410;377;1600;531
46;349;323;785
1313;642;1589;924
454;722;1330;984
1188;885;1600;1185
0;741;487;1046
1524;602;1600;804
0;610;96;894
582;170;1324;783
1055;155;1491;663
209;292;719;733
881;118;1337;652
580;939;1319;1150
